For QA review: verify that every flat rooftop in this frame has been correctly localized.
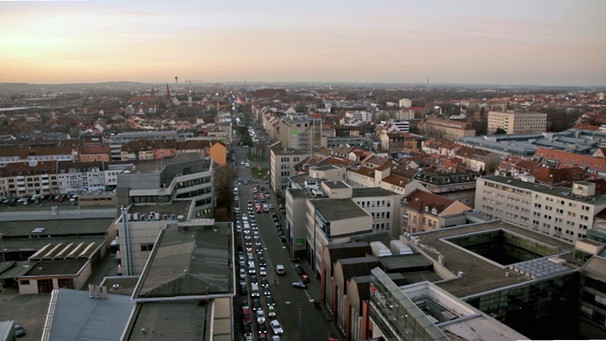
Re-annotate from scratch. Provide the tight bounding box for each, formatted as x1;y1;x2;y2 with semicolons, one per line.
125;152;208;173
125;300;210;341
483;175;606;204
409;220;578;298
271;147;307;155
352;187;396;197
43;288;133;341
323;181;350;189
133;220;233;299
0;218;113;237
311;199;369;221
127;201;191;217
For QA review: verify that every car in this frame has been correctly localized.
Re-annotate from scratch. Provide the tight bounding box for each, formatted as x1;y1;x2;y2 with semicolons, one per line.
291;281;307;289
256;309;266;324
261;277;270;288
242;322;252;337
239;269;247;279
242;307;251;324
263;287;271;297
252;298;262;311
259;266;267;276
275;264;285;275
14;324;25;337
270;320;284;335
267;305;276;317
258;322;267;335
271;336;281;341
266;296;275;306
250;275;258;285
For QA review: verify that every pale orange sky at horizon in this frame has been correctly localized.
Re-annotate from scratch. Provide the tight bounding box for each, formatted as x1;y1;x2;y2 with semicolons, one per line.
1;0;605;86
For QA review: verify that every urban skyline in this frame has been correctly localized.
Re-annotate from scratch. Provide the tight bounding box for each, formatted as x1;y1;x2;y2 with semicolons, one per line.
1;0;605;87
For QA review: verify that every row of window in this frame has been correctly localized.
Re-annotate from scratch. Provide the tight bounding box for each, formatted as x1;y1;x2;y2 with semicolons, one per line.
356;200;391;208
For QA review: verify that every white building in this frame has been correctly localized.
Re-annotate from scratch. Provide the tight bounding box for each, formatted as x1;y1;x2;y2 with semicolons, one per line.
487;111;547;135
475;175;606;243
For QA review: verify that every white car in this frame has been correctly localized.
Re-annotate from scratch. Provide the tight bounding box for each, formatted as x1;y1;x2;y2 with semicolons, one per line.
270;320;283;335
259;266;267;276
256;309;266;324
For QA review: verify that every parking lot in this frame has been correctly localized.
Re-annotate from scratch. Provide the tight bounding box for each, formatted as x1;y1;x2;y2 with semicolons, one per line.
0;286;50;340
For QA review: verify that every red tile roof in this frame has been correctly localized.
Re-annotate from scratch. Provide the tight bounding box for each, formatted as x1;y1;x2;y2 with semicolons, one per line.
534;147;606;171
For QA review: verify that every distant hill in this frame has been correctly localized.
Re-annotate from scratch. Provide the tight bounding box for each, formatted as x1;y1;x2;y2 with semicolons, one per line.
0;81;153;92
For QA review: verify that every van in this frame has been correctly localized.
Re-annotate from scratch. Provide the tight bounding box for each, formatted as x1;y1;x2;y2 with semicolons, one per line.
275;264;285;275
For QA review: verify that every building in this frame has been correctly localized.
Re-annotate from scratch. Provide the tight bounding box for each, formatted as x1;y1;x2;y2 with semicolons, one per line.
398;98;412;108
368;268;527;341
401;189;470;233
487;110;548;135
475;175;606;243
579;255;606;338
345;111;373;122
270;147;309;195
103;131;193;161
42;288;133;340
115;153;213;218
113;202;191;275
123;220;235;341
419;118;475;141
208;141;227;167
378;131;419;153
278;114;322;153
306;198;373;273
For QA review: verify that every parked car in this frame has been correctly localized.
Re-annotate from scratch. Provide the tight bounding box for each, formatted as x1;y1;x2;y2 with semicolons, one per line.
14;324;25;337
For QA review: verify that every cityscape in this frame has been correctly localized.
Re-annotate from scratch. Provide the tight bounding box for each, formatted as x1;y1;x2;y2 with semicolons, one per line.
1;1;606;341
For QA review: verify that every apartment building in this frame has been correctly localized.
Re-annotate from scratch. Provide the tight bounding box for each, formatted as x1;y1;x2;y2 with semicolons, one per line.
103;131;193;161
57;162;106;193
475;175;606;243
487;110;547;134
278;114;322;153
269;147;309;195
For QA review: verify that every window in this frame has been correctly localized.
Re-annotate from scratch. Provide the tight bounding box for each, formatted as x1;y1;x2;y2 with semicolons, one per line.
140;243;154;251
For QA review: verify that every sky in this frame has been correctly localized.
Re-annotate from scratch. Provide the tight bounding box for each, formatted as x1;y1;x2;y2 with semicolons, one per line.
1;0;605;86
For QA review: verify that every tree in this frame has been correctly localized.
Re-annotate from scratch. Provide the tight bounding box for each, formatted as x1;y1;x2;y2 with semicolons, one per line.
494;128;507;135
214;164;236;220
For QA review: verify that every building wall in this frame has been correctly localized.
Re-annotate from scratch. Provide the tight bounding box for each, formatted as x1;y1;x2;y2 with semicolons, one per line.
487;111;548;134
475;177;606;243
212;297;234;341
270;148;308;195
285;190;308;256
209;143;227;167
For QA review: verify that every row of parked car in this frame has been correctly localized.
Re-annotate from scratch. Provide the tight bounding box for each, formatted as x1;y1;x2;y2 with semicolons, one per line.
1;193;79;206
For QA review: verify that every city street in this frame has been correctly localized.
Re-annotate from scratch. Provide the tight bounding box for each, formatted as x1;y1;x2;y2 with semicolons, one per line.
232;126;342;341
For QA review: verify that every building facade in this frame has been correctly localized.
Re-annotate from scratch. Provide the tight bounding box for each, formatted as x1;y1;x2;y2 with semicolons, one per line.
475;175;606;243
487;111;548;135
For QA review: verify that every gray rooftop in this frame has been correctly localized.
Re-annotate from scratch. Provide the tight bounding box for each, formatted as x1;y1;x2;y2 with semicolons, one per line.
409;220;577;298
271;147;307;155
125;300;210;341
311;199;369;221
482;175;606;204
125;152;209;173
127;201;191;217
323;180;350;189
0;218;113;238
133;220;233;299
43;288;133;341
352;187;396;197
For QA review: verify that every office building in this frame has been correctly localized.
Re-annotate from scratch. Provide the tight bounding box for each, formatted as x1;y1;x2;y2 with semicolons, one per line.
278;114;322;153
487;111;547;135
